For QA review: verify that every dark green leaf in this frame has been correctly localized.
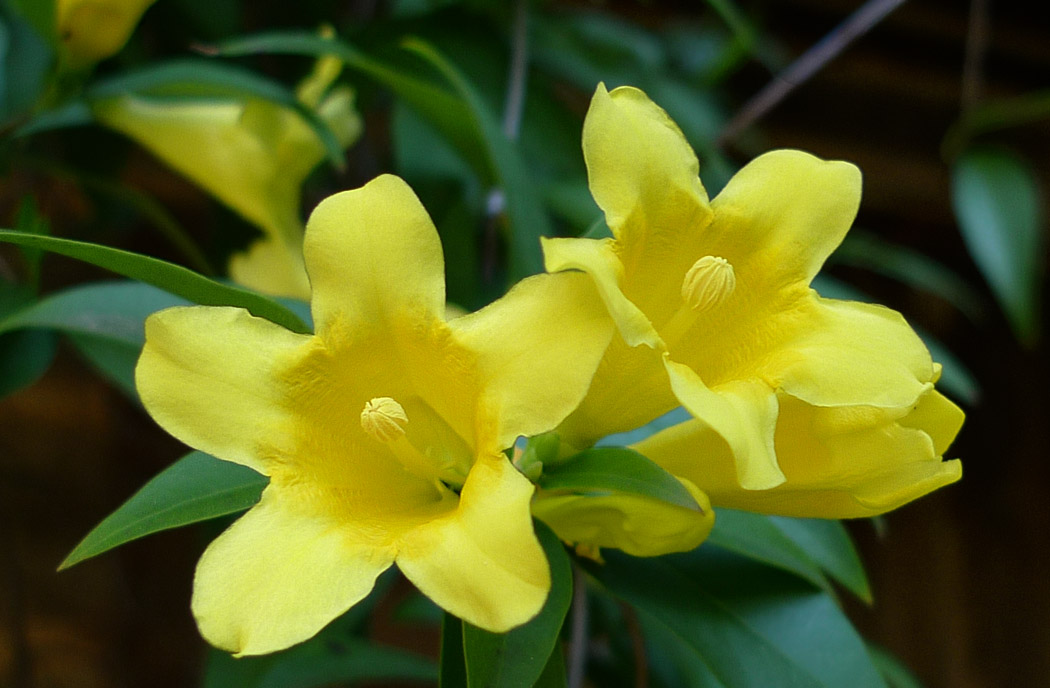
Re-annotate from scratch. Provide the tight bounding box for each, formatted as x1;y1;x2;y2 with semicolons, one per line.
86;59;344;169
0;3;53;125
540;447;699;511
867;644;924;688
66;332;139;397
591;547;888;688
767;517;871;603
705;510;831;594
214;31;486;172
441;614;468;688
60;451;268;569
0;281;56;398
403;38;551;280
257;641;435;688
0;232;309;333
831;229;986;323
462;522;572;688
532;644;568;688
951;148;1044;343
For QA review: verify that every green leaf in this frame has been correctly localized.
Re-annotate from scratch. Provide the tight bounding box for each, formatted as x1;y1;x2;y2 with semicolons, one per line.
213;31;486;173
462;522;571;688
66;332;140;397
704;510;831;595
86;59;345;169
831;229;986;323
532;645;568;688
591;547;888;688
767;517;871;603
951;147;1044;344
256;641;435;688
540;447;699;511
0;281;57;398
0;232;309;333
0;2;53;125
441;614;468;688
866;644;924;688
60;451;268;569
403;38;552;280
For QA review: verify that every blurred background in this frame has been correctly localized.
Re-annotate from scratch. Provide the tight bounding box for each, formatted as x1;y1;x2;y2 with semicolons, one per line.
1;0;1048;686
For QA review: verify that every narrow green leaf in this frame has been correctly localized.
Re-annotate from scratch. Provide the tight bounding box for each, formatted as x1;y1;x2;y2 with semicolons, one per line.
591;547;888;688
532;645;568;688
214;31;486;173
0;232;309;333
867;644;924;688
951;148;1044;343
704;510;831;595
0;281;56;398
86;59;345;169
768;517;871;603
831;229;986;323
60;451;268;569
441;614;468;688
540;447;699;511
403;38;550;280
257;641;436;688
462;523;572;688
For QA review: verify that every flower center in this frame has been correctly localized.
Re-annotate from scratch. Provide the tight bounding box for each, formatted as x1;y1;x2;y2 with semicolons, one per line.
360;397;408;443
681;256;735;313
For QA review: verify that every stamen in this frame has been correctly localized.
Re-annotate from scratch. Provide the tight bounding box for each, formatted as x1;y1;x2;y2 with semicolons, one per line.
360;397;408;443
681;256;736;313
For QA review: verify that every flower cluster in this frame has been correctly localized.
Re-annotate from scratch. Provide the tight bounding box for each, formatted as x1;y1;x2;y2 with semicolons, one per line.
135;85;962;656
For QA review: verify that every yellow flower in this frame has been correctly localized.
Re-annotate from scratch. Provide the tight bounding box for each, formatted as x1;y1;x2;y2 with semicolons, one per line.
543;84;961;511
94;54;361;300
56;0;156;66
135;175;613;655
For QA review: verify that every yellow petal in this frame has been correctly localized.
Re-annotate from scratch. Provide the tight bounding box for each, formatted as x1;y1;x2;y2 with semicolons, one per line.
635;390;963;518
705;149;861;288
136;306;311;475
397;455;550;632
228;237;311;301
192;488;396;656
664;357;784;490
532;480;714;557
764;296;934;408
556;337;676;449
583;84;711;239
57;0;156;65
303;175;445;336
449;271;614;449
542;236;660;349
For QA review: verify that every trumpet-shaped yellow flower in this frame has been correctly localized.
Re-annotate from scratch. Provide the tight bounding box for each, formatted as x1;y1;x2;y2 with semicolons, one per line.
94;54;361;299
544;84;961;508
56;0;155;66
136;175;613;655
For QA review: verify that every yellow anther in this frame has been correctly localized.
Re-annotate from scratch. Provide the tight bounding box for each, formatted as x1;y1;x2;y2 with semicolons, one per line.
360;397;408;443
681;256;736;313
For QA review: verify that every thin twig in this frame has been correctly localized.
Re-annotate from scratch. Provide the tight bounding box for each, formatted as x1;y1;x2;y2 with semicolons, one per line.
961;0;990;112
567;563;590;688
483;0;530;282
718;0;908;147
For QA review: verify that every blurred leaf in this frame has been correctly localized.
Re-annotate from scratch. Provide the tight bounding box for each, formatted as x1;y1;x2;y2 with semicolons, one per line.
767;517;871;603
256;641;435;688
60;451;268;569
591;547;888;688
867;644;924;688
944;90;1050;157
540;447;699;511
0;281;56;398
6;0;55;42
0;232;309;333
441;614;468;688
13;196;49;290
402;38;551;280
0;2;53;125
13;100;94;137
462;523;572;688
214;31;487;173
951;147;1044;344
86;59;344;169
705;510;832;595
831;230;986;323
66;332;139;397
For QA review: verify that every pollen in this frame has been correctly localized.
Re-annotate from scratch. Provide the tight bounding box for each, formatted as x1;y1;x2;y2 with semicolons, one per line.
681;255;736;313
360;397;408;443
